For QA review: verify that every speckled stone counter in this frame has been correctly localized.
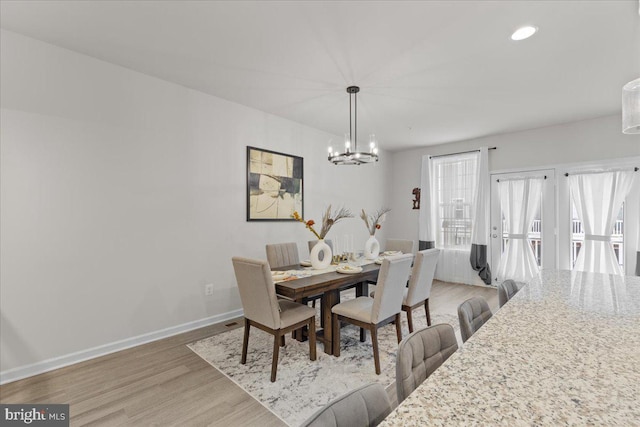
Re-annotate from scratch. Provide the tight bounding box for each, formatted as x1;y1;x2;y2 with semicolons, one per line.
381;269;640;426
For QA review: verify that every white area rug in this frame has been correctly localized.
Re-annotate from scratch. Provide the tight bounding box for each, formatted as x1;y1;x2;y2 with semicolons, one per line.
188;293;459;426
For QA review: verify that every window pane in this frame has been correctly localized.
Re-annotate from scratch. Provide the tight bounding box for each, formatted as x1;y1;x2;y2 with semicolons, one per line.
433;154;477;249
501;202;542;266
570;201;624;268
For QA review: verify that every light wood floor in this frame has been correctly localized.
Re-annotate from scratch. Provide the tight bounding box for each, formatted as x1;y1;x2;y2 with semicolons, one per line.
0;281;498;426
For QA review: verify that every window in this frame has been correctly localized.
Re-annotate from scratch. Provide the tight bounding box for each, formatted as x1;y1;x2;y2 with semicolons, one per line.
432;153;478;249
502;207;542;266
570;202;625;269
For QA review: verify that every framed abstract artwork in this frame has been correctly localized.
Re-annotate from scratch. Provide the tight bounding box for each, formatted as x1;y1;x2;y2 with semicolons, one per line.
246;146;303;221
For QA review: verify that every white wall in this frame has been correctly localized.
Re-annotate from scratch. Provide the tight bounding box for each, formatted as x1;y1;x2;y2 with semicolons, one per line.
387;114;640;246
0;30;391;379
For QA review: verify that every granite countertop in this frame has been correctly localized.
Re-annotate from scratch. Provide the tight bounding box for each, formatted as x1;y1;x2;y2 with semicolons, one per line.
381;269;640;426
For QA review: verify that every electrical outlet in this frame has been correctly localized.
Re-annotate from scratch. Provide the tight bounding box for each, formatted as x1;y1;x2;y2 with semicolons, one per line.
205;283;214;296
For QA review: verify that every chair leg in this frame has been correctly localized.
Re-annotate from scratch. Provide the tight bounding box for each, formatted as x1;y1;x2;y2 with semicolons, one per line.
425;299;431;326
332;313;341;357
308;317;317;361
271;333;280;382
241;318;250;364
395;313;403;343
280;334;285;347
371;326;381;375
360;327;366;342
406;308;414;333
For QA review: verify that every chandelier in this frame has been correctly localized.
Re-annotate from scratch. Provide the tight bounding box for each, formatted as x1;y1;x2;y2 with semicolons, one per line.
328;86;379;165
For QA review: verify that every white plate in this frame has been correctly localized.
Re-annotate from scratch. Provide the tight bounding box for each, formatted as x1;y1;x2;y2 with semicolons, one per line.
375;258;384;265
336;265;363;274
382;250;401;256
299;260;312;267
271;271;291;281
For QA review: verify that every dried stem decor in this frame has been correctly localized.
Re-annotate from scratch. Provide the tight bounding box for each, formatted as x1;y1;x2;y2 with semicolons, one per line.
360;208;391;236
293;205;353;239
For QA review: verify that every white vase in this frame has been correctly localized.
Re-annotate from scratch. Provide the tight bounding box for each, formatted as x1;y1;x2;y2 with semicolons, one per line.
364;235;380;260
310;239;332;270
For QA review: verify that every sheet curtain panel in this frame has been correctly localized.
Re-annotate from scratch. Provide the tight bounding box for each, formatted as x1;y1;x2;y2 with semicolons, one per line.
569;171;636;275
418;155;436;250
469;147;491;285
496;178;543;283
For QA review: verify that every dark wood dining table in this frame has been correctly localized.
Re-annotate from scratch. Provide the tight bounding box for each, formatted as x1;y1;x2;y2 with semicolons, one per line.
274;263;380;355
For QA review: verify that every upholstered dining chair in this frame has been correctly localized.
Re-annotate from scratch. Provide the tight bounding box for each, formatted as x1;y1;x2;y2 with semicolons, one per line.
366;238;415;287
332;254;413;374
265;242;300;269
232;257;316;382
370;249;440;332
396;324;458;404
300;382;392;427
498;279;522;307
385;239;415;255
402;249;439;333
457;296;492;343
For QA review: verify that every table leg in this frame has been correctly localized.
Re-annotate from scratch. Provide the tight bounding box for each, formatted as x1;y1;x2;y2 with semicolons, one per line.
356;281;368;298
293;297;307;341
322;290;339;355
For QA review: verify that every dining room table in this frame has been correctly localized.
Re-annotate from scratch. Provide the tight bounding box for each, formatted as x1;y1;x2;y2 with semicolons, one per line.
273;261;381;355
380;269;640;426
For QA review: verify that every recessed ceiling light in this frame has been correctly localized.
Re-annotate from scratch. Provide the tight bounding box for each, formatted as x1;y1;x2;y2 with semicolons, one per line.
511;26;538;41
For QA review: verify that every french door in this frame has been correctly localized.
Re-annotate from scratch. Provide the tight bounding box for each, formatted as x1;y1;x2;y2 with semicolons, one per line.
490;169;556;284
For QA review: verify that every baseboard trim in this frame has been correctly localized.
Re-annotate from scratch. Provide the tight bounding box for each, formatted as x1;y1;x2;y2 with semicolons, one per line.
0;309;244;385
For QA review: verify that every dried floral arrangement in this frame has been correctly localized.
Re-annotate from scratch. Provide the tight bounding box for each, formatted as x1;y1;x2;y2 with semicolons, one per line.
360;208;391;236
293;205;353;239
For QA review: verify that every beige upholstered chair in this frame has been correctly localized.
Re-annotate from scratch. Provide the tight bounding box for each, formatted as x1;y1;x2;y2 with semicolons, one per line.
300;382;392;427
332;254;413;374
396;324;458;404
385;239;415;254
266;242;300;268
402;249;440;332
498;279;522;307
232;257;316;382
457;296;492;343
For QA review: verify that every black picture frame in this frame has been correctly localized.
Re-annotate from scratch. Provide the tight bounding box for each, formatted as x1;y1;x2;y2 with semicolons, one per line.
246;146;303;221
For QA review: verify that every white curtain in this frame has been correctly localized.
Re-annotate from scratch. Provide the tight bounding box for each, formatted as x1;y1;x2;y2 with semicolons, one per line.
496;178;543;283
569;171;636;275
469;147;491;284
418;155;437;249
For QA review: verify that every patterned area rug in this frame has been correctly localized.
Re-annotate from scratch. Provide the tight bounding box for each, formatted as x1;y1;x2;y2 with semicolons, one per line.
188;292;459;427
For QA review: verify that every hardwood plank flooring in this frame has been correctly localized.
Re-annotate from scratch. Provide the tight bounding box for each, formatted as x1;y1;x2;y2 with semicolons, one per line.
0;281;497;426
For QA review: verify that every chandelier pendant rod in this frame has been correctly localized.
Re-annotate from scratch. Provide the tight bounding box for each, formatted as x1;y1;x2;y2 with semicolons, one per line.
353;89;357;152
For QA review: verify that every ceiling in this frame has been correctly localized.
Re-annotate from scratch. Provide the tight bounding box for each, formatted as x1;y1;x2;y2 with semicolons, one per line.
1;1;639;152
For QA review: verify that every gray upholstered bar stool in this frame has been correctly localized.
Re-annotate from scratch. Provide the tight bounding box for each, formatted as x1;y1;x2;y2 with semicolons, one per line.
498;279;522;307
300;382;391;427
396;324;458;404
384;238;415;254
457;296;492;343
266;242;300;268
332;254;413;374
232;257;316;382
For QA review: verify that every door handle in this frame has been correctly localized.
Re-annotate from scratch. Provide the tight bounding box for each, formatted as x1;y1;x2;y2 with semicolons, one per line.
492;234;498;238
